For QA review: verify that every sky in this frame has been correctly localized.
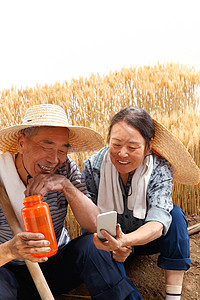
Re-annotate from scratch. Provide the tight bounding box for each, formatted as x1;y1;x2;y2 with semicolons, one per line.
0;0;200;91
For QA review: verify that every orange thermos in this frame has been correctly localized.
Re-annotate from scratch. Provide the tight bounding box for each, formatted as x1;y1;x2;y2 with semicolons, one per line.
21;194;58;257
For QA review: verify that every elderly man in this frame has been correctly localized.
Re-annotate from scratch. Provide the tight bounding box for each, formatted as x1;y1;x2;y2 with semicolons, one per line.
0;104;135;300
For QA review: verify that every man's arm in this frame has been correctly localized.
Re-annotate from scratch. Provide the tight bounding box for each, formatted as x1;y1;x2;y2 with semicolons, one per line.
0;240;15;266
62;178;100;232
0;232;50;266
25;174;100;233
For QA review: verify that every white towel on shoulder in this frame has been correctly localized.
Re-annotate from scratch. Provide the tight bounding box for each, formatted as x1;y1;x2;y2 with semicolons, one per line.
0;152;25;229
97;150;153;219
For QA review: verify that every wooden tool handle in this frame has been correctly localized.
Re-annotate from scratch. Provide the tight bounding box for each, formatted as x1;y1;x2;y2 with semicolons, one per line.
188;223;200;235
0;180;55;300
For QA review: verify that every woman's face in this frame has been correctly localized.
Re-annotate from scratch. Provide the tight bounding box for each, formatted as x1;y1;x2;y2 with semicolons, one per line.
109;121;151;175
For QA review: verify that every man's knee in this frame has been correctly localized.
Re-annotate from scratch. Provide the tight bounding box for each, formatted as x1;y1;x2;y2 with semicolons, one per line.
0;267;18;299
70;234;95;256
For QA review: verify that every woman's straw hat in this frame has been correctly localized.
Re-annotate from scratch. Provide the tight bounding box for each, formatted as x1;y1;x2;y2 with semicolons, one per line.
0;104;104;154
152;119;200;185
0;104;199;185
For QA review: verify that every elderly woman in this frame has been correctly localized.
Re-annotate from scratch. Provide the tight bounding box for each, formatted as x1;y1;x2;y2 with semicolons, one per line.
82;107;199;300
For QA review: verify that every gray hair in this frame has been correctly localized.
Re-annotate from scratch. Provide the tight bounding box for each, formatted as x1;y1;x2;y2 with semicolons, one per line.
19;127;39;137
19;126;70;138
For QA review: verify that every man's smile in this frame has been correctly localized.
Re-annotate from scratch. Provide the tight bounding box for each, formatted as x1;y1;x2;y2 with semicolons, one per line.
38;163;54;172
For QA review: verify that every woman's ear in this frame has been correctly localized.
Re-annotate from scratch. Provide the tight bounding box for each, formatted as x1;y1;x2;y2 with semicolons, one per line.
149;138;153;150
145;138;153;156
17;133;25;154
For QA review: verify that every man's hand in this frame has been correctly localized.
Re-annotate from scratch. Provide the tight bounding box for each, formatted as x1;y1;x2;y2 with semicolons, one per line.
24;173;99;233
7;232;51;263
25;174;67;197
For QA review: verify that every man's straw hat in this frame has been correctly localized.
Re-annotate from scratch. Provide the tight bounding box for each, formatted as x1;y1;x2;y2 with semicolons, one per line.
0;104;199;185
152;119;200;185
0;104;104;154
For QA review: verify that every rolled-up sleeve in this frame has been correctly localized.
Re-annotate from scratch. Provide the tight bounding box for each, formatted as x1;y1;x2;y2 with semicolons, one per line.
145;207;172;235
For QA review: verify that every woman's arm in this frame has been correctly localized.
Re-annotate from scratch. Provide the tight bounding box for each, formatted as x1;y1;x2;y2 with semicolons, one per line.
121;221;164;246
82;158;99;204
93;220;163;254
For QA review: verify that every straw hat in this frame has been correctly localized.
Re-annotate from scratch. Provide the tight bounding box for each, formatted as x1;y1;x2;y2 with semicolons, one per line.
0;104;104;154
152;119;200;185
0;104;199;185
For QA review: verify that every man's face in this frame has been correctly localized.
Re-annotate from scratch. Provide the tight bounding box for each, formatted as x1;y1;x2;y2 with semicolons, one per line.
18;127;70;178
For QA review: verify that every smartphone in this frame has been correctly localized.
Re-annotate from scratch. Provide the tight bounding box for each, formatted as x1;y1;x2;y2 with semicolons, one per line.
97;211;117;240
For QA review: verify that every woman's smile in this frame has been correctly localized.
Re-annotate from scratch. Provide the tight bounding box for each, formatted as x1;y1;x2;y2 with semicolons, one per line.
117;160;130;165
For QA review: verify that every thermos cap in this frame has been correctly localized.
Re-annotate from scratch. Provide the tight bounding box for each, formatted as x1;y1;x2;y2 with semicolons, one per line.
24;194;42;203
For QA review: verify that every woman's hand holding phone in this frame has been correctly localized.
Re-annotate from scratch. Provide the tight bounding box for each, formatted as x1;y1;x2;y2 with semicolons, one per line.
94;211;130;262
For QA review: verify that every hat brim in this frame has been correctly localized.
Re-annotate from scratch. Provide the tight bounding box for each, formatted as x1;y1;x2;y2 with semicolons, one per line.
0;124;104;154
0;116;199;185
152;119;200;185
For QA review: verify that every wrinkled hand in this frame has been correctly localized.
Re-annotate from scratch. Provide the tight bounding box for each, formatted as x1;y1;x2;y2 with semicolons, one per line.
93;224;131;262
7;232;51;263
25;174;67;197
112;245;132;262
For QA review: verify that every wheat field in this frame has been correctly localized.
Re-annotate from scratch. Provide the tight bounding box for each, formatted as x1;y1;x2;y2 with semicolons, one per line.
1;62;200;238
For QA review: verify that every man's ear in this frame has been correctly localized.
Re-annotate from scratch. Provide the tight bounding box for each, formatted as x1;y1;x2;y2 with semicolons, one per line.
17;133;25;154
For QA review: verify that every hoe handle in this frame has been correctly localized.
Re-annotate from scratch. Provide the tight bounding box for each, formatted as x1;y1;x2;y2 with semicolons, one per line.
0;180;55;300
